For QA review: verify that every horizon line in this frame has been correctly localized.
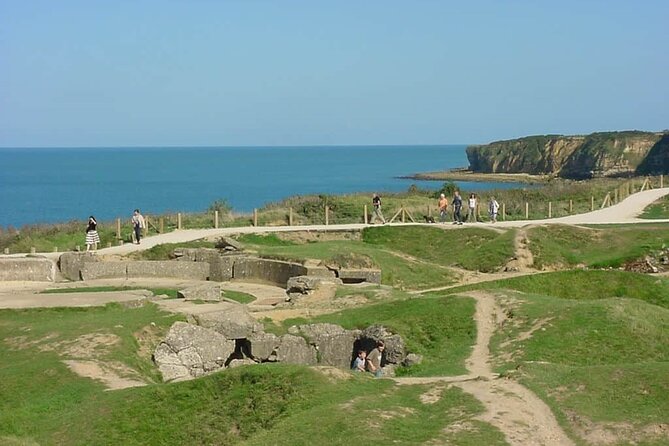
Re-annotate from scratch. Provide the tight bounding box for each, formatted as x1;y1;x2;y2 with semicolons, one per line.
0;143;473;150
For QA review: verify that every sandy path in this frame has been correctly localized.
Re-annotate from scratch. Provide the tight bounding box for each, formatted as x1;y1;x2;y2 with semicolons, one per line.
4;188;667;260
395;291;575;445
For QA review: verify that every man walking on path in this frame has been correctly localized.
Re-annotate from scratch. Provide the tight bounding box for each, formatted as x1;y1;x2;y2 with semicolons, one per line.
131;209;146;244
468;193;477;223
452;191;463;225
489;197;500;223
438;194;449;223
371;194;386;224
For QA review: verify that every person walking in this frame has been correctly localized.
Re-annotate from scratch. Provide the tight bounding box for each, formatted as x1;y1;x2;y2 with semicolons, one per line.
467;193;477;223
452;191;463;225
489;197;500;223
131;209;146;244
366;341;385;378
85;216;100;252
371;194;386;224
438;194;449;223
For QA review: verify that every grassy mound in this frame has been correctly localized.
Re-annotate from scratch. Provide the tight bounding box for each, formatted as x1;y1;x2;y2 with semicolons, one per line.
527;224;669;269
450;270;669;309
362;226;516;272
640;195;669;219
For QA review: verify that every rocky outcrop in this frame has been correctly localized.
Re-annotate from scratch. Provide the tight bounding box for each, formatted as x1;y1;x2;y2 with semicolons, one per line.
177;283;222;302
291;323;361;369
187;307;264;339
466;131;668;179
153;322;236;382
637;134;669;175
356;325;406;365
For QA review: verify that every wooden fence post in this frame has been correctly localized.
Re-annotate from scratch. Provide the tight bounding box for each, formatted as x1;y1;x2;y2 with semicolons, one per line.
591;196;594;211
614;189;618;203
548;202;552;218
116;218;121;240
525;202;529;219
53;246;59;252
3;248;9;255
106;242;112;249
177;213;182;230
325;206;330;225
569;199;573;214
502;203;506;221
427;205;431;219
364;205;368;224
214;211;219;229
30;247;36;254
401;207;406;223
661;174;664;188
253;209;258;227
159;218;164;233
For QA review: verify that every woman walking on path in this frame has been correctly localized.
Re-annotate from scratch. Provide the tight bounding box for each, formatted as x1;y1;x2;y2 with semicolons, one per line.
468;193;477;223
85;216;100;252
371;194;386;224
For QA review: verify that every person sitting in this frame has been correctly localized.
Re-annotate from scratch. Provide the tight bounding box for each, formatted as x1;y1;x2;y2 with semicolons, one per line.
351;350;367;372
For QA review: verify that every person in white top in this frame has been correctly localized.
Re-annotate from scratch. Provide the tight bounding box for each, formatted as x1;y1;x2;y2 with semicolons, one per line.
488;197;500;223
467;193;477;223
131;209;146;244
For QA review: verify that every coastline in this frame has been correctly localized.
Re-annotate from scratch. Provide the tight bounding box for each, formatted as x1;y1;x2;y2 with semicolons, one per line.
399;168;551;184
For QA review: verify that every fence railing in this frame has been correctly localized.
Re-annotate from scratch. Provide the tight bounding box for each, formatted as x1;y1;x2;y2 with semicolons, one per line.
1;175;666;254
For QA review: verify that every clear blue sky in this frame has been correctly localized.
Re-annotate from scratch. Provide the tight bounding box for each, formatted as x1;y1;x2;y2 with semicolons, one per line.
1;0;667;147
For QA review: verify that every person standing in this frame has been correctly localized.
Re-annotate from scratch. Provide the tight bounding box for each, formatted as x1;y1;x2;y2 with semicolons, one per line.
366;341;385;378
489;197;500;223
131;209;146;244
467;193;477;223
438;194;449;223
85;216;100;252
452;191;463;225
371;194;386;224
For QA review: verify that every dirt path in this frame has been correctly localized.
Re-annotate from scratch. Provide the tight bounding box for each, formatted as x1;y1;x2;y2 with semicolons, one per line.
503;227;535;272
394;291;575;445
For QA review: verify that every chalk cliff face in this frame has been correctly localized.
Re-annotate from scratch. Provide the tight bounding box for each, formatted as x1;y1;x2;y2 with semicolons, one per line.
466;131;668;178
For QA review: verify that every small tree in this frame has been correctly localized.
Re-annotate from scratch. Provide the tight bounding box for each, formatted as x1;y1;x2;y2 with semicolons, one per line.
207;199;232;216
434;181;458;198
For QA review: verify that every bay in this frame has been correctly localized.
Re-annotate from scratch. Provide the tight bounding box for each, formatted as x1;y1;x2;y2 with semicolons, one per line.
0;145;521;227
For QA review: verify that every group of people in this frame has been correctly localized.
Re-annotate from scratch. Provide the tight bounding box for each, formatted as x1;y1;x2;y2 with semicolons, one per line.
351;340;385;377
370;192;501;225
438;191;500;224
84;209;146;252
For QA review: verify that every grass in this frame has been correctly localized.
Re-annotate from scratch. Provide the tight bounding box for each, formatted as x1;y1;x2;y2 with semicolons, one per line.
526;224;669;269
483;289;669;442
276;295;477;377
640;194;669;219
362;225;516;272
446;270;669;309
241;239;457;290
0;303;503;446
222;289;256;304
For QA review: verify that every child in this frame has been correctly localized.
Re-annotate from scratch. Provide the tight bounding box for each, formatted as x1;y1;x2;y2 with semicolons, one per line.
352;350;367;372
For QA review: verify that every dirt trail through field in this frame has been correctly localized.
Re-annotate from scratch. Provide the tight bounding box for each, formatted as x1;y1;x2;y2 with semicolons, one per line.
394;291;574;445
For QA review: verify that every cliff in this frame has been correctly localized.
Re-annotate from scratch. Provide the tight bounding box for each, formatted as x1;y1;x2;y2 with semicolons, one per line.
466;131;668;179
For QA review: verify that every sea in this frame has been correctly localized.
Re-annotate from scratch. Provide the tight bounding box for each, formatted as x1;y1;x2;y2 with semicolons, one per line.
0;145;523;228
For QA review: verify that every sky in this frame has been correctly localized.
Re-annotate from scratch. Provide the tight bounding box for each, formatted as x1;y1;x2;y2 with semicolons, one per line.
1;0;668;147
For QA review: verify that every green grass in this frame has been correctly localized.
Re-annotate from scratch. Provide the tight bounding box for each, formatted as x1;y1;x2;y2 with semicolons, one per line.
242;239;457;290
447;270;669;309
640;195;669;219
526;224;669;269
221;290;256;304
234;233;297;246
0;304;504;446
362;226;516;272
280;295;477;377
484;289;669;443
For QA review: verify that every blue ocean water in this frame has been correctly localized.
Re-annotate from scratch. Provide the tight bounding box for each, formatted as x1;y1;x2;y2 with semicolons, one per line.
0;145;521;227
